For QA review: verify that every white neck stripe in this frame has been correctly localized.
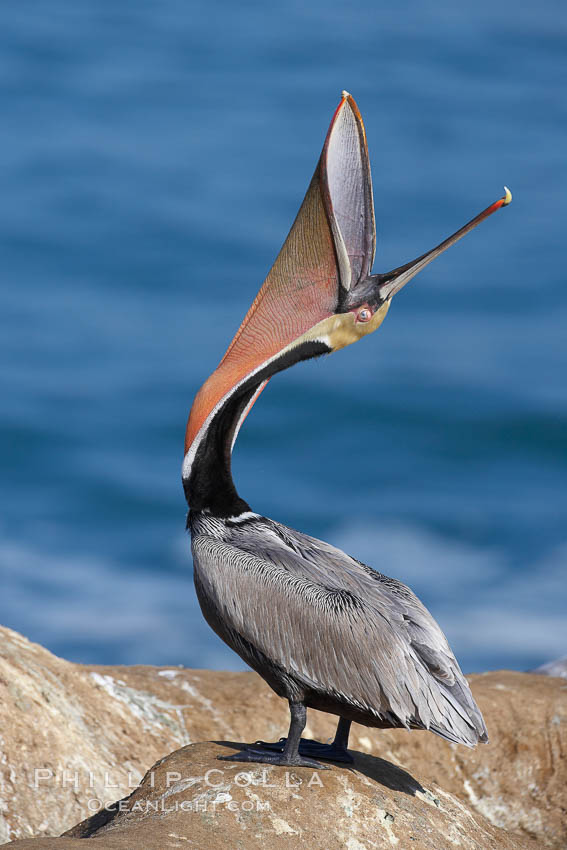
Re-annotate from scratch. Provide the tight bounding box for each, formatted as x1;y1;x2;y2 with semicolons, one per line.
225;511;260;523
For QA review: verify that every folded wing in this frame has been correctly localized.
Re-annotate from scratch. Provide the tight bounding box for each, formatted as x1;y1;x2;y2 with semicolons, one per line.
193;521;487;747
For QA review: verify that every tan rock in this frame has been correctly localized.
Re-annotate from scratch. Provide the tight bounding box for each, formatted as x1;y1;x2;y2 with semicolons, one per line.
5;742;536;850
0;625;565;847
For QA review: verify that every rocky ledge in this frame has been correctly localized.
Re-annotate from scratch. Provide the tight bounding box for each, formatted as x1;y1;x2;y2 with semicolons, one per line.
0;626;565;848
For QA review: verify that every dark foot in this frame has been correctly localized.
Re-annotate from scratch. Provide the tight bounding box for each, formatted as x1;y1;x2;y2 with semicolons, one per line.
255;736;354;764
218;745;328;769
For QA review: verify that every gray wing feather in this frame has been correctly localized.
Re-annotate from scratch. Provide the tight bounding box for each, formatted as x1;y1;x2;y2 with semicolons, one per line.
192;517;487;747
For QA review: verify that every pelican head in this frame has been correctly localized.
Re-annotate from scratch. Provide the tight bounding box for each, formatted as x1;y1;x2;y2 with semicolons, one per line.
183;92;511;514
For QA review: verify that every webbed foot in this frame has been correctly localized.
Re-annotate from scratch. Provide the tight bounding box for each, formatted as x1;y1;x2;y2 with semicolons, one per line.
254;736;354;764
218;745;328;769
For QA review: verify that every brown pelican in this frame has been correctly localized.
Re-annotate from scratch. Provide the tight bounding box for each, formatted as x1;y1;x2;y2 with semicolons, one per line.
183;92;511;768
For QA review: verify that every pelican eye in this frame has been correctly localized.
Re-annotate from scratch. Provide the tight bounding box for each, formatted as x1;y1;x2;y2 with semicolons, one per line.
356;306;372;323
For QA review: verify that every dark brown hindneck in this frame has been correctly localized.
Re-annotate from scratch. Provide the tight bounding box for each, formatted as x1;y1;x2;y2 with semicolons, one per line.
182;383;256;517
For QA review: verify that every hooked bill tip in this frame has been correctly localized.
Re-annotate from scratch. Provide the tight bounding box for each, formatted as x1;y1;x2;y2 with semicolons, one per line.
503;185;512;205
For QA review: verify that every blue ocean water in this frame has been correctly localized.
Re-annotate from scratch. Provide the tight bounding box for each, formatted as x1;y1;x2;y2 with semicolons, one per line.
1;1;566;674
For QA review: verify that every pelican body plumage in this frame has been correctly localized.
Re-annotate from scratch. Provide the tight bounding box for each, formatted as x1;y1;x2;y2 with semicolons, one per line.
182;93;511;767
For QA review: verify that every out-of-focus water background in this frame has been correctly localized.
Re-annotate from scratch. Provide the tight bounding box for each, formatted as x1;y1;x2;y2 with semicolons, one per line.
1;1;566;674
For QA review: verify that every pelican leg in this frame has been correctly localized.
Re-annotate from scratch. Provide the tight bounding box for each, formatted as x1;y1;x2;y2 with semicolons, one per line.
255;716;354;763
219;701;329;769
